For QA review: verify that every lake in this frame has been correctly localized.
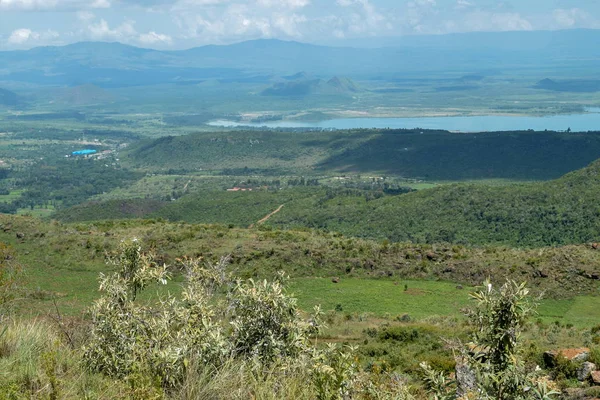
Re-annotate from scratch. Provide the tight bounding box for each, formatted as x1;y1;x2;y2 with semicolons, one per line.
208;109;600;132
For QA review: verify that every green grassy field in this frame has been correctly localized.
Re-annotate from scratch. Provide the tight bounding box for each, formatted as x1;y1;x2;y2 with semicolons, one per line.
290;277;600;328
289;278;473;319
0;189;23;203
2;213;597;327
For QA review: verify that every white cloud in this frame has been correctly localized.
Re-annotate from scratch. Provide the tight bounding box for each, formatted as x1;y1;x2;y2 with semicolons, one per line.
82;16;173;46
455;0;473;10
334;0;388;35
8;27;59;44
8;28;37;44
87;18;136;40
463;11;532;32
257;0;310;9
173;1;316;43
0;0;57;10
139;30;172;44
414;0;436;6
272;12;307;36
91;0;110;8
553;8;595;28
77;10;95;21
0;0;109;10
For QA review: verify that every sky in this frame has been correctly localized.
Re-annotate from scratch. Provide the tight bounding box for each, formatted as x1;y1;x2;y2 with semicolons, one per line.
0;0;599;50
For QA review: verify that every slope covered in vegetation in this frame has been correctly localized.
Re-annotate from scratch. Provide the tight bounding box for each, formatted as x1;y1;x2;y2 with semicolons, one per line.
57;158;600;247
123;129;600;180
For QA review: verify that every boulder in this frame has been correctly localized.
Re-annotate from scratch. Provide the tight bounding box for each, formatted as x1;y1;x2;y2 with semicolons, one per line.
577;362;596;381
591;370;600;385
544;348;590;367
331;277;340;283
15;232;25;239
455;357;477;397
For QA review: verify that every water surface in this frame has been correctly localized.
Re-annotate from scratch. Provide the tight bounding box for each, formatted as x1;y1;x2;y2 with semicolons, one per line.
209;110;600;132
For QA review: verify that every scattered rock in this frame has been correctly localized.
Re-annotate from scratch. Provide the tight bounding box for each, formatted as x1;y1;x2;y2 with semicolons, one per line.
15;232;25;239
456;285;464;290
534;269;549;278
425;252;437;261
331;277;340;283
592;243;600;250
455;357;477;397
577;362;596;381
563;388;584;398
442;267;454;273
397;314;411;322
591;370;600;385
544;348;590;366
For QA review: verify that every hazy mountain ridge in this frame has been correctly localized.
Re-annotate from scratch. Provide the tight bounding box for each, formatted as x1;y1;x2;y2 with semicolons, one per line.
2;29;600;87
0;88;18;106
534;78;600;92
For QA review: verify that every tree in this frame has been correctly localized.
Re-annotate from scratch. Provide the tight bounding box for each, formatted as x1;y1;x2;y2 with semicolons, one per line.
421;280;560;400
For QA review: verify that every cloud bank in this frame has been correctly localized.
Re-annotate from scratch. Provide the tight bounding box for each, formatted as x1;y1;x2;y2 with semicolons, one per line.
1;0;599;49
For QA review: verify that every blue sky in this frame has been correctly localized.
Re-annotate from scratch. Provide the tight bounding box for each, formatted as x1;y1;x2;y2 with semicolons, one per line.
0;0;599;49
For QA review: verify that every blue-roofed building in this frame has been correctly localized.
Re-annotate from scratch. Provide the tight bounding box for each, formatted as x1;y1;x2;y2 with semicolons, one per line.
72;149;97;156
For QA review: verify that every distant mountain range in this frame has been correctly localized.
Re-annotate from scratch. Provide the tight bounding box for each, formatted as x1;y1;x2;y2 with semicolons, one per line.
0;29;599;88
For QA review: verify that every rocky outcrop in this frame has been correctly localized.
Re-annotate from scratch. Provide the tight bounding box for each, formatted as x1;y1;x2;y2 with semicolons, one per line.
577;362;596;381
544;348;589;367
591;370;600;385
455;356;477;397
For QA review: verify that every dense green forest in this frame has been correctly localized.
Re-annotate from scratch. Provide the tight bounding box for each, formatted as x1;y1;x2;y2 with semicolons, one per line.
54;158;600;247
124;129;600;180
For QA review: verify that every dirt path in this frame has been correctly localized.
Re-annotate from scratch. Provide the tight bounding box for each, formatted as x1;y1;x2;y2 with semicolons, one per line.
183;179;192;192
250;204;284;228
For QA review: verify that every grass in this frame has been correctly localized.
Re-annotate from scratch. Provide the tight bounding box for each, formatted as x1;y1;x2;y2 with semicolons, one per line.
537;296;600;328
2;213;599;325
0;190;23;203
290;277;600;328
17;205;56;218
289;278;473;319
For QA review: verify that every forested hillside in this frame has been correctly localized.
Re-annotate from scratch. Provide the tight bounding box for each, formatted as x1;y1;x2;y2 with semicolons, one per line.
54;158;600;247
124;129;600;180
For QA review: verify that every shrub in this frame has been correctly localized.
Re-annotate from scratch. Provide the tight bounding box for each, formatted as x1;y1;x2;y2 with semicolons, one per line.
421;280;560;400
83;240;324;389
0;243;22;321
378;326;420;343
229;273;319;363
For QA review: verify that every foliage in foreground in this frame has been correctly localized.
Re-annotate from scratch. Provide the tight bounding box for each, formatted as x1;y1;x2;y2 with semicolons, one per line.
421;280;560;400
2;238;591;399
82;239;413;399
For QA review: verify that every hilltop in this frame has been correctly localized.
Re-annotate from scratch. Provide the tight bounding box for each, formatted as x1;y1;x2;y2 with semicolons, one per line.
0;88;18;106
261;76;360;96
534;78;600;92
